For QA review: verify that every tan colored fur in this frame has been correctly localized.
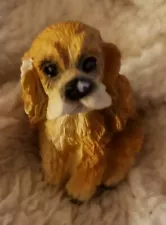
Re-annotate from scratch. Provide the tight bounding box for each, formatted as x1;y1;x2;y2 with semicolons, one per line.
21;21;144;201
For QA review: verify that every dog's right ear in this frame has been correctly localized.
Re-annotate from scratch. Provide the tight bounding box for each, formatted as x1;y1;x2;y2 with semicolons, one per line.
20;54;48;125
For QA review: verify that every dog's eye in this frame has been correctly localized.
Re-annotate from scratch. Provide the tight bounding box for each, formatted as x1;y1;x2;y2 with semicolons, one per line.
42;62;58;78
82;56;97;73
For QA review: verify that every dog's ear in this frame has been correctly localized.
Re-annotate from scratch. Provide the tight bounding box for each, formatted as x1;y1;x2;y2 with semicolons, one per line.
102;42;121;88
20;55;47;125
102;43;136;131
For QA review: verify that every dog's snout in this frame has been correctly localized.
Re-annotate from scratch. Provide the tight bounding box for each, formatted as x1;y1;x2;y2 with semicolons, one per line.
64;77;94;101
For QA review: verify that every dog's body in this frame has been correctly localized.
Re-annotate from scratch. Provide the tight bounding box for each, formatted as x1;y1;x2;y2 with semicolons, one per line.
39;112;143;201
21;21;144;201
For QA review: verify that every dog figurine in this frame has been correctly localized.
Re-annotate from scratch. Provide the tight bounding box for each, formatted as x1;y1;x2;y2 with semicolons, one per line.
20;21;144;202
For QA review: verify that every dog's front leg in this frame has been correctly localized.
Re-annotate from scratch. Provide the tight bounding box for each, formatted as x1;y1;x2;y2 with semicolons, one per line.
39;131;67;187
66;158;105;202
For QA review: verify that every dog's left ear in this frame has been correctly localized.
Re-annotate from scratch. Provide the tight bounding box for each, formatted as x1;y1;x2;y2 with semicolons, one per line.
102;42;121;88
102;42;136;132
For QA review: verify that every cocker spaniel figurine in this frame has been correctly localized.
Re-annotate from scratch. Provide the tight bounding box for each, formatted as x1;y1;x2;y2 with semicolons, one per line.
20;21;144;202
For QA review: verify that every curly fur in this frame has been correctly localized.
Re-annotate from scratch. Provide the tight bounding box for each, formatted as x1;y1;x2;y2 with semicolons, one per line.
20;22;144;201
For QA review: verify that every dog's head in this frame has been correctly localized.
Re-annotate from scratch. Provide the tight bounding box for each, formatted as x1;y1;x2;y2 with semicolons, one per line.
21;21;121;124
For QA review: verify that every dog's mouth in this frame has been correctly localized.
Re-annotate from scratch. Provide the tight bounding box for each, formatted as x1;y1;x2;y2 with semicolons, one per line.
47;82;112;120
70;103;88;115
65;82;112;115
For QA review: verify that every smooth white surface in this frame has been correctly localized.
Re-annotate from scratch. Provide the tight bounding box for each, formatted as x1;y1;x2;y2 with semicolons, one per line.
20;59;33;77
81;83;112;109
1;0;166;224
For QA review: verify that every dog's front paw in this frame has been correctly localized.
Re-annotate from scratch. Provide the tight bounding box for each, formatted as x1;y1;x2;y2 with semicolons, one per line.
66;176;96;202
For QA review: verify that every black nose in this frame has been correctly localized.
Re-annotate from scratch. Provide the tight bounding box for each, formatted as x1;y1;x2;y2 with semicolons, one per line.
64;77;94;101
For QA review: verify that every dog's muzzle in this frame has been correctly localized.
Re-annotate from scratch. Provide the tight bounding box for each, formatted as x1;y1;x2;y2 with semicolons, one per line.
64;77;95;101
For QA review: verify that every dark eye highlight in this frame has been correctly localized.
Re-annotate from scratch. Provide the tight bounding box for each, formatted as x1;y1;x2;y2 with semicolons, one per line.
41;61;58;78
81;56;97;73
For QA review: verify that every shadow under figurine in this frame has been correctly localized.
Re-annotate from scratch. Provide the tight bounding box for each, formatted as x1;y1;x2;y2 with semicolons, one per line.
20;21;144;202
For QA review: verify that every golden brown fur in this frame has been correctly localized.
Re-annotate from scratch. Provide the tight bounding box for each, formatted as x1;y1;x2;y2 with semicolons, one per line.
21;21;144;201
